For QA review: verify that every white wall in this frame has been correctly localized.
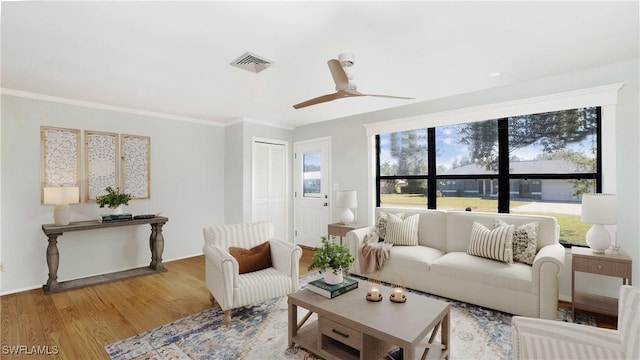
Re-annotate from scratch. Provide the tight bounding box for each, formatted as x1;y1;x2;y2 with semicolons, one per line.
0;94;225;294
294;58;640;298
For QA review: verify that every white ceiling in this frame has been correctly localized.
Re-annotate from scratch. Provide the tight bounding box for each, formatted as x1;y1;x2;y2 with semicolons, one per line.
2;1;638;128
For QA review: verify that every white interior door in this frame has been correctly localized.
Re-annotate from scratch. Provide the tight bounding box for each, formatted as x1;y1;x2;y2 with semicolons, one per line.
294;138;330;248
252;139;288;241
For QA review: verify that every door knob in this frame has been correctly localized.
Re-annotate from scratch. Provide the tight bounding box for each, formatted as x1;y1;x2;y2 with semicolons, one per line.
323;202;328;207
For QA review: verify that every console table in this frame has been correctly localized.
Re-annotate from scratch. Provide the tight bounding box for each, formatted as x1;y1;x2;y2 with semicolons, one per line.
41;216;169;294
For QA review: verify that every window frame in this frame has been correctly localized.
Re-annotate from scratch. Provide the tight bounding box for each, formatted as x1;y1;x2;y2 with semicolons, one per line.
376;107;602;245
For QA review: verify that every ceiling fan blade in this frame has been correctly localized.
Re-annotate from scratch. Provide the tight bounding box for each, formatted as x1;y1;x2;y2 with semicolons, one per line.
327;59;349;91
293;92;343;109
363;94;414;100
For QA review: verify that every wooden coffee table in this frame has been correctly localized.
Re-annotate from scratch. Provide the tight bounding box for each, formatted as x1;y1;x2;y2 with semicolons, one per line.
288;279;450;360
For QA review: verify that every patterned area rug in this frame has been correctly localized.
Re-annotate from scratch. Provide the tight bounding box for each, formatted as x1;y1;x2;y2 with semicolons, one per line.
106;273;594;360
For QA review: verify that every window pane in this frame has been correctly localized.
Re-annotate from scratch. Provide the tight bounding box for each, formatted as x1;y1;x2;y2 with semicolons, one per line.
508;108;597;174
509;179;595;245
379;179;427;207
303;152;321;198
436;178;498;212
379;130;428;176
436;120;498;175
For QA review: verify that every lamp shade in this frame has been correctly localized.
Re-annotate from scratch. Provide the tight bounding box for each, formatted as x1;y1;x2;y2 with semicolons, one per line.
581;193;616;225
336;190;357;209
44;187;79;205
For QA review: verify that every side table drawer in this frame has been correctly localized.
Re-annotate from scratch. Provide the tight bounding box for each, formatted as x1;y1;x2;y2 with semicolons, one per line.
573;256;631;278
319;316;362;351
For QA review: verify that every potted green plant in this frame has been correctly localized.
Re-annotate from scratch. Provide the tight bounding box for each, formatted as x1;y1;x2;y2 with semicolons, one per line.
308;236;355;284
96;186;132;214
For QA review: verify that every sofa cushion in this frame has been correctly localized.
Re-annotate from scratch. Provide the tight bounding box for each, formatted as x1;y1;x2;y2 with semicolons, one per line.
467;222;514;263
386;245;444;272
430;252;533;293
229;241;272;274
385;213;419;246
495;219;539;265
376;211;403;240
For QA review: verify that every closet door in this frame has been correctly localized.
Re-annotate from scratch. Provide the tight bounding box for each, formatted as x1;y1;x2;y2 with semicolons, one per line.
252;140;288;241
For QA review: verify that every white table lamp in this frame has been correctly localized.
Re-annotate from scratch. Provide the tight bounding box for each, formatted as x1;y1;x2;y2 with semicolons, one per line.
336;190;357;224
44;186;79;225
581;193;616;253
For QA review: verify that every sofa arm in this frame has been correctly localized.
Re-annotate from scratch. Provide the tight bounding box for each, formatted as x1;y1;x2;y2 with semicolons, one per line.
531;243;565;319
512;316;622;360
344;226;375;273
269;238;302;290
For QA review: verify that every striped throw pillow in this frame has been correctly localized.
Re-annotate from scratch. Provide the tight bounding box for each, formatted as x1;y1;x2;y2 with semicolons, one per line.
384;213;419;246
467;222;514;263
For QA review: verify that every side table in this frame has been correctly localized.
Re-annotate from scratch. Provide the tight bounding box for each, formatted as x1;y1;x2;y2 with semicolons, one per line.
327;223;367;244
571;246;632;317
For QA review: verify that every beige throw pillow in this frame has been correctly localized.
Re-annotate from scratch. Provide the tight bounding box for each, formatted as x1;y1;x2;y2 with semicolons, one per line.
494;219;539;265
375;212;404;240
384;213;419;246
467;222;514;263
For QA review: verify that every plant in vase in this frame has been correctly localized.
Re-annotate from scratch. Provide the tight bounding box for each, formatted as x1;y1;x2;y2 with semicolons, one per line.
308;236;355;285
96;186;132;214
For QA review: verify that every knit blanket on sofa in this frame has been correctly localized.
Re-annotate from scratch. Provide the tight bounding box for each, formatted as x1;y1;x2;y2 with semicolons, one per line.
358;232;393;273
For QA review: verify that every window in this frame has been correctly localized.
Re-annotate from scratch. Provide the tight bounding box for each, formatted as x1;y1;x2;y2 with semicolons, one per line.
302;152;321;198
376;107;601;246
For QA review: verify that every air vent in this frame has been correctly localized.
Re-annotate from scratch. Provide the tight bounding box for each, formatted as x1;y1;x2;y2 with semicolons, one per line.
230;52;273;73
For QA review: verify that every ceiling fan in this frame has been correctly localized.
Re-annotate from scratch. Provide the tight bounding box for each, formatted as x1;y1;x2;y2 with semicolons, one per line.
293;53;414;109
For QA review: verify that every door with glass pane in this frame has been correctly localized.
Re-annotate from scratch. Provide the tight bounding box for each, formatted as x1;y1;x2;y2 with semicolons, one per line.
294;138;330;248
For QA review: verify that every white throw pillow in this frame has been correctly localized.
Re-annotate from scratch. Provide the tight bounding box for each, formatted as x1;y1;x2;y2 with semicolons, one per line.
375;212;404;240
494;219;539;265
467;222;514;263
384;213;419;246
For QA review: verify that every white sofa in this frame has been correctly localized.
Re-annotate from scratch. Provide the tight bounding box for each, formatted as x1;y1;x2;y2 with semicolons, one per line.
345;208;565;319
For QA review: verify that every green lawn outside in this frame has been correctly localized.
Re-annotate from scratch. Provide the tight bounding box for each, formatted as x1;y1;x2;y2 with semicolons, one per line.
380;193;588;245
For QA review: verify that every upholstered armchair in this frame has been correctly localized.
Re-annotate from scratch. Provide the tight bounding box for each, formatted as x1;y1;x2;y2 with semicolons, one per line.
203;222;302;326
512;285;639;359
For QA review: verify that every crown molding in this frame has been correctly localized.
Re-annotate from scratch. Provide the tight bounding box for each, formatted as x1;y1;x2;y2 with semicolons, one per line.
1;88;226;127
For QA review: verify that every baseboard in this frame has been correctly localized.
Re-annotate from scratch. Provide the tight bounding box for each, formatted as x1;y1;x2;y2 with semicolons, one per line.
0;253;205;297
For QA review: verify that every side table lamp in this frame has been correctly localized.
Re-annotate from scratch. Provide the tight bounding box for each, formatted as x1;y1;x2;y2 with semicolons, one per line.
580;193;616;253
336;190;357;224
44;186;79;225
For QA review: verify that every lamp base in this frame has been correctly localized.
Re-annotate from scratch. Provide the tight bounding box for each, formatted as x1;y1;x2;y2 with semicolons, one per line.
586;224;611;253
53;204;71;226
339;208;354;224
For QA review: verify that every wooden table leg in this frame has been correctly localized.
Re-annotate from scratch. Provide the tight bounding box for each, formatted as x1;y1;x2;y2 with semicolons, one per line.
150;223;165;271
45;234;60;291
149;224;158;269
442;309;450;359
288;299;297;348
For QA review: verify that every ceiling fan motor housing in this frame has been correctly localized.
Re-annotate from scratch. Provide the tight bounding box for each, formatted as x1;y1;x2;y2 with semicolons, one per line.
338;52;354;67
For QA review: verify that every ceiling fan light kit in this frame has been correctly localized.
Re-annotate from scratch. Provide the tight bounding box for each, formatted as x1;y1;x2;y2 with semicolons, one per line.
293;53;413;109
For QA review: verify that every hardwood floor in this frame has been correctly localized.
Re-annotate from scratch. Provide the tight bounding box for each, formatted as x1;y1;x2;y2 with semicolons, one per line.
0;248;615;359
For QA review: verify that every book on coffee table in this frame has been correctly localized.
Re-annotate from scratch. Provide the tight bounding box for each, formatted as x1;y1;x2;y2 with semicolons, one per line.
307;277;358;298
386;347;403;360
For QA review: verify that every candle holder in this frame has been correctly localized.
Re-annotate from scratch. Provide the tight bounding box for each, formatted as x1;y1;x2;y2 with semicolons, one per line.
390;284;406;303
366;278;383;302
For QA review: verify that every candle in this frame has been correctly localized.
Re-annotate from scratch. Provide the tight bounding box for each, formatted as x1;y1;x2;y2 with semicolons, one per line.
370;287;379;298
394;288;404;297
